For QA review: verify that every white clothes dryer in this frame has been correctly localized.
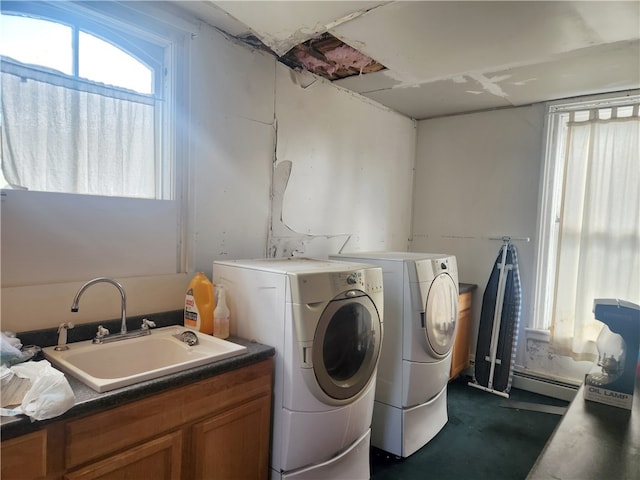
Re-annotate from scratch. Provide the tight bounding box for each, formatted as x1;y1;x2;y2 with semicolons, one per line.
212;258;384;479
330;252;458;458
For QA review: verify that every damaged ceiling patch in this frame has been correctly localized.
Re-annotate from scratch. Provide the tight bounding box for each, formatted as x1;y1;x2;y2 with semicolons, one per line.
466;72;510;98
281;32;386;81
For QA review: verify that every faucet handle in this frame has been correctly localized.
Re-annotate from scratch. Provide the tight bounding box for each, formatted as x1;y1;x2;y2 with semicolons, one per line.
58;322;74;333
96;325;110;337
141;319;156;330
92;325;110;344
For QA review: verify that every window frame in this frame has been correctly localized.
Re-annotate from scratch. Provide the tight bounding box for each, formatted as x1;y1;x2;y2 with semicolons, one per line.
531;90;640;331
1;1;175;200
1;2;164;90
0;1;193;281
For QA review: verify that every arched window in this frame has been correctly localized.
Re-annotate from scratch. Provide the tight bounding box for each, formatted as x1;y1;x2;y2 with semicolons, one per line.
1;12;154;93
0;1;190;286
0;1;170;199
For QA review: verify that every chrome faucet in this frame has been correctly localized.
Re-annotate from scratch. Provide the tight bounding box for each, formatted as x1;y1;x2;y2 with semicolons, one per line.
71;277;128;334
71;277;157;344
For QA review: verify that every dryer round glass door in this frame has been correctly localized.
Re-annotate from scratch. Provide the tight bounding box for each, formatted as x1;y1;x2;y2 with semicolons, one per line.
312;294;382;401
425;273;459;356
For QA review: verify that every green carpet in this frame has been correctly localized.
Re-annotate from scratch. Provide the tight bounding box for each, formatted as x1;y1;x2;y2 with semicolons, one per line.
370;376;570;480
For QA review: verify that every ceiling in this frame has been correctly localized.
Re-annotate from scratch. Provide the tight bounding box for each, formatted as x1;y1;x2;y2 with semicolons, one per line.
173;1;640;120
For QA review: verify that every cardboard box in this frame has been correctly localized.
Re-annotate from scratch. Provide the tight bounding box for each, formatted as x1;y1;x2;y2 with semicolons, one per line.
584;369;635;410
583;299;639;410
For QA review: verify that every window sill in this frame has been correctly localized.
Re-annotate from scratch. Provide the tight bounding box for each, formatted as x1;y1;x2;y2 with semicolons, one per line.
525;327;551;343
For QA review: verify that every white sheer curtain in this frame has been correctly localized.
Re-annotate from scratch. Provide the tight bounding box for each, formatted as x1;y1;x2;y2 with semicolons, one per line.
1;60;156;198
550;105;640;359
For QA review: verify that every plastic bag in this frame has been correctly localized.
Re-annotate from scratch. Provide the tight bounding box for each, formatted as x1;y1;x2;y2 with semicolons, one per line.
1;332;25;366
0;332;39;367
1;360;75;421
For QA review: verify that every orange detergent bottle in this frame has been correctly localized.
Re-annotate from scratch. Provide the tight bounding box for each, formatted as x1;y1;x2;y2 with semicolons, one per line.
184;272;215;335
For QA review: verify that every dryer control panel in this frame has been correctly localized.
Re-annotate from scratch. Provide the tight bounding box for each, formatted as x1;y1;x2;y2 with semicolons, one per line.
331;269;383;296
290;266;383;304
433;258;449;273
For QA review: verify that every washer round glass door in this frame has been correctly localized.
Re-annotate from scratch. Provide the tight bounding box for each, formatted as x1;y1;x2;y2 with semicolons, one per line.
425;273;459;356
312;293;382;401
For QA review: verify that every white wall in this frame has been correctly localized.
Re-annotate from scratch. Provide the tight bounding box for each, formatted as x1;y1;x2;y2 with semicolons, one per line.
1;15;416;332
187;21;276;274
272;67;416;257
411;105;544;370
411;105;594;383
189;24;416;273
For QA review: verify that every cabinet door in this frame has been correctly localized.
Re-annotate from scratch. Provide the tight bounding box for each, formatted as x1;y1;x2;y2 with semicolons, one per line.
64;431;182;480
192;395;271;480
450;291;473;379
1;430;47;480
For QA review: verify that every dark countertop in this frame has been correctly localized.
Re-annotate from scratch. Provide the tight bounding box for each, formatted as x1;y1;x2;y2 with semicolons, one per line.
1;336;274;441
459;283;478;294
527;379;639;480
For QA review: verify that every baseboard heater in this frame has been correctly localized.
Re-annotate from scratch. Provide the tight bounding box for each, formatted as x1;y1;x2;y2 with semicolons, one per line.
466;361;579;402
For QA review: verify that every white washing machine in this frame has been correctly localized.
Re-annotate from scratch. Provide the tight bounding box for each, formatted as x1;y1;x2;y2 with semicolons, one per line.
330;251;458;457
212;258;384;479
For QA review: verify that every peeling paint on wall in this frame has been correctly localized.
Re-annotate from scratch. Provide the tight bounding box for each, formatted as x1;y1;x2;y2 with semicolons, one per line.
524;337;594;382
267;160;351;258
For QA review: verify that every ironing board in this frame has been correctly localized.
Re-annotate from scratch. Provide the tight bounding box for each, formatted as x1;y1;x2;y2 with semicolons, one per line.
469;239;522;397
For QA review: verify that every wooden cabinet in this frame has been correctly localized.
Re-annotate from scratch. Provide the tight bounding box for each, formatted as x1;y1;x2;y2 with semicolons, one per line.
1;424;64;480
450;290;474;380
192;395;271;480
65;431;183;480
1;429;49;479
1;358;273;480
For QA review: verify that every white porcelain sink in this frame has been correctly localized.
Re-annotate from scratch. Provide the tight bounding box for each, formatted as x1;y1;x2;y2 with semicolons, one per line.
42;325;247;393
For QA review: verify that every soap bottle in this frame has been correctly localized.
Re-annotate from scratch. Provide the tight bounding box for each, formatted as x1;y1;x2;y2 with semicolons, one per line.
213;285;230;339
184;272;215;335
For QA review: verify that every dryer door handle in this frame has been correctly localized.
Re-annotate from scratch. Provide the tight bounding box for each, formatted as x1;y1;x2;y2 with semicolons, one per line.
420;312;426;328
